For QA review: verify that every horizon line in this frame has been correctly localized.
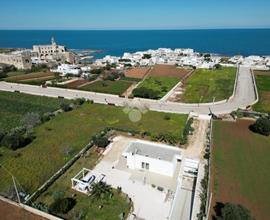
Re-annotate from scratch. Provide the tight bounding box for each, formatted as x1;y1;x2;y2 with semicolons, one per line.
0;27;270;31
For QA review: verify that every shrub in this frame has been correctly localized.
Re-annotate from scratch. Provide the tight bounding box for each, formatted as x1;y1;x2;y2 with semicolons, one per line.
20;112;41;129
217;203;254;220
180;118;194;145
0;129;6;143
92;136;109;148
49;198;76;214
1;127;34;150
164;115;171;120
73;98;86;106
60;103;72;112
133;87;160;99
249;117;270;136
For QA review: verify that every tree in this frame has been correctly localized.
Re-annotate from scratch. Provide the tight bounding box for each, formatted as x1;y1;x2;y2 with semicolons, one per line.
0;129;6;143
217;203;254;220
60;103;72;112
142;54;151;59
249;117;270;136
133;87;160;99
90;181;112;200
1;126;34;150
21;112;41;129
214;64;222;70
93;136;109;148
49;197;76;214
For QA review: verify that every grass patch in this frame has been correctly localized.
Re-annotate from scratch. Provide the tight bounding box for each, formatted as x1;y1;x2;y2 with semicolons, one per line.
135;76;179;99
253;73;270;113
80;80;133;95
0;91;69;131
0;102;187;195
212;120;270;220
182;67;236;103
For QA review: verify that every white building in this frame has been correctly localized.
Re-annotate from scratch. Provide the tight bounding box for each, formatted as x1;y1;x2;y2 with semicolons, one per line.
51;64;81;76
122;140;182;177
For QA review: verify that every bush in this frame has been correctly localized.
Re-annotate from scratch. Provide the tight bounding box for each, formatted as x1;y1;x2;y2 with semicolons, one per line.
180;118;194;145
217;203;254;220
249;117;270;136
0;129;6;143
93;136;109;148
1;127;34;150
73;98;86;106
133;87;160;99
60;103;72;112
49;198;76;214
20;112;41;129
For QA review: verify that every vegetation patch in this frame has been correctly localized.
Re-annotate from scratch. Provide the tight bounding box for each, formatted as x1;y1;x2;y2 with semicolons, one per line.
0;91;69;132
0;100;187;196
133;76;179;99
253;71;270;113
182;67;236;103
80;80;133;95
211;119;270;220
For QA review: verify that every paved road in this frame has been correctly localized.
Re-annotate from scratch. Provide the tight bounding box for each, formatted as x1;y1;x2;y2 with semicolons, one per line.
0;66;256;115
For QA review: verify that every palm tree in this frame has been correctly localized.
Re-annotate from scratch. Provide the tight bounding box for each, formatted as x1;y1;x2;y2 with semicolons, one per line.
90;181;112;200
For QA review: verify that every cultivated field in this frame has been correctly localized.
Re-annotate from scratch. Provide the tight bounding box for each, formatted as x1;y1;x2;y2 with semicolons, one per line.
181;67;236;103
253;70;270;113
211;120;270;220
135;76;180;99
0;91;69;131
64;79;89;88
5;72;56;85
80;80;133;95
149;64;190;78
37;147;131;220
125;67;150;79
0;101;187;196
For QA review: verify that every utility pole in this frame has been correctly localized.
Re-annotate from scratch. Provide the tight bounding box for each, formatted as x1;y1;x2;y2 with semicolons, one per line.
12;176;21;204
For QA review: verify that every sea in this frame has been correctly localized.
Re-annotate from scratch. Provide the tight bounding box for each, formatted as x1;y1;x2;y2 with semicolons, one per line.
0;29;270;58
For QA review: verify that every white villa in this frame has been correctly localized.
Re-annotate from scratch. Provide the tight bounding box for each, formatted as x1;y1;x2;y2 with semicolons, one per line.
122;140;182;177
51;64;81;76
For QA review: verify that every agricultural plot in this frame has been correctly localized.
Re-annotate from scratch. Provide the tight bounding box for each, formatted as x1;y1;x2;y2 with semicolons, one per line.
5;72;57;85
0;101;187;196
80;80;133;95
125;67;150;79
133;76;180;99
0;91;69;131
149;64;190;79
36;147;131;220
212;120;270;220
253;71;270;113
181;67;236;103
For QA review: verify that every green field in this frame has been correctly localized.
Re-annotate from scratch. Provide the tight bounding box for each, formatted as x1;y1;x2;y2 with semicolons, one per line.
253;74;270;113
80;80;133;95
212;120;270;220
135;76;180;99
0;91;69;131
182;67;236;103
0;100;187;195
37;147;131;220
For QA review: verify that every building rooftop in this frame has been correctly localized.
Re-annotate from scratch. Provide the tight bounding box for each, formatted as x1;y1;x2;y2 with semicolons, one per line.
125;140;182;162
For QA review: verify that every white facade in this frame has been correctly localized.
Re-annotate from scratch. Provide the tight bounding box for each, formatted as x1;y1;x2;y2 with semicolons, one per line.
122;140;182;177
51;64;81;76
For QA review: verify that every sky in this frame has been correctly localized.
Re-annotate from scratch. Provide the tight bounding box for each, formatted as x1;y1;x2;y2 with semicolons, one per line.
0;0;270;30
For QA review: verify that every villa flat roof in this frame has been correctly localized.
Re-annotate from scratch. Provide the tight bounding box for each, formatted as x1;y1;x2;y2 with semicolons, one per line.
125;141;181;162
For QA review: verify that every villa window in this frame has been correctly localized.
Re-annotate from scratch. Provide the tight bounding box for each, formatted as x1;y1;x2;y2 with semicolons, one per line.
145;163;149;170
141;162;145;169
